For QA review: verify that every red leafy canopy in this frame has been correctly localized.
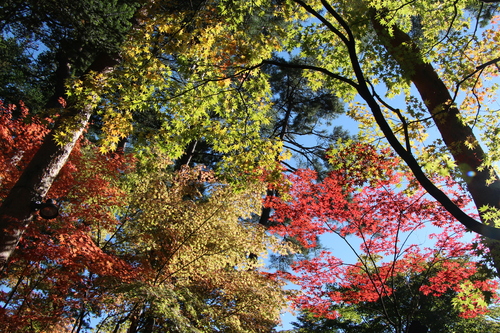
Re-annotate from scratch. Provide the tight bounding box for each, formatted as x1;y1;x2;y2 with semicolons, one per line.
267;143;498;320
0;101;51;192
0;101;137;331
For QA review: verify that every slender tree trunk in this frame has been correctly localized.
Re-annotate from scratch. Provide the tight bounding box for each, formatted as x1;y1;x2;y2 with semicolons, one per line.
176;140;199;167
259;94;294;227
371;17;500;272
0;53;119;271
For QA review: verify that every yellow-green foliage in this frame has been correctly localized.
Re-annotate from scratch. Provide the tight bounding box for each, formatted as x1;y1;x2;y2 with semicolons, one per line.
271;0;500;180
108;165;291;332
64;1;290;186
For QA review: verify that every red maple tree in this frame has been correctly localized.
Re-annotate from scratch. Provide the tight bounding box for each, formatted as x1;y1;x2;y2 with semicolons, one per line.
0;101;138;331
266;142;498;322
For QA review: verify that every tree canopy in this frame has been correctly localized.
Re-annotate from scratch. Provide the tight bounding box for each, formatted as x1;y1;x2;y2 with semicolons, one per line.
266;143;500;332
2;0;500;331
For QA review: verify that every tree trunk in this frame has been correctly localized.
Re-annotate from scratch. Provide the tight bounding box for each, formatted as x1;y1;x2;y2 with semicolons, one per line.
0;106;92;271
0;53;119;271
371;16;500;272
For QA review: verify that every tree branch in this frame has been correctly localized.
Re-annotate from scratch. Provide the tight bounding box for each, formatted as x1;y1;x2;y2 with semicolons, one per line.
275;2;500;240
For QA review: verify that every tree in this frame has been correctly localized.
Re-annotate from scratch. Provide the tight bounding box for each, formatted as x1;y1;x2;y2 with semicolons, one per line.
0;0;139;269
0;36;51;112
0;0;287;267
266;142;499;332
0;103;290;332
252;0;500;275
290;304;500;333
5;1;500;330
89;164;289;332
0;101;138;332
262;54;347;176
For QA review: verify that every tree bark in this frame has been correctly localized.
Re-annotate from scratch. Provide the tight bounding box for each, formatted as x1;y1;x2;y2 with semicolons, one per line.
0;53;119;271
371;16;500;272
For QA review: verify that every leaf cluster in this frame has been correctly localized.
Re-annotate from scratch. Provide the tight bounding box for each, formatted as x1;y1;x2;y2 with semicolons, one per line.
267;142;499;331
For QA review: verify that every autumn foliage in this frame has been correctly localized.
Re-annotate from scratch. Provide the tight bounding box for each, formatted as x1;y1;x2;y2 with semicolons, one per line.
3;0;500;331
0;101;288;332
1;102;499;330
266;142;498;323
0;101;51;190
0;101;139;331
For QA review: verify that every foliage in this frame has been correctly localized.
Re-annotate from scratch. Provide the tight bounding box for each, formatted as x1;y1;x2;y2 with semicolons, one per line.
262;54;348;176
1;0;139;75
266;142;499;332
0;36;51;111
290;304;500;333
0;101;137;331
3;0;500;331
94;164;290;332
0;101;51;189
265;0;500;227
48;0;294;185
0;102;289;331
